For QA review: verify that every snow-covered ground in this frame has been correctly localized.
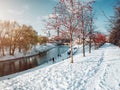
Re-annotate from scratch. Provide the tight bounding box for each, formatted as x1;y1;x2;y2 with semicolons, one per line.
0;43;120;90
0;43;55;61
33;43;55;53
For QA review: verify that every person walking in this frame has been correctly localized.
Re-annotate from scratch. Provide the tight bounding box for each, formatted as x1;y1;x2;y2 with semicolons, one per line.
52;57;55;63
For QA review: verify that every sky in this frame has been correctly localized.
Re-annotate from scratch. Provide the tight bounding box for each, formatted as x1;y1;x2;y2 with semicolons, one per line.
0;0;117;36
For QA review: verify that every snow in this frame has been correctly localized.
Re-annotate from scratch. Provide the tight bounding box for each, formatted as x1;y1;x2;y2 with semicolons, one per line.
0;43;55;61
0;43;120;90
66;45;78;55
33;43;55;53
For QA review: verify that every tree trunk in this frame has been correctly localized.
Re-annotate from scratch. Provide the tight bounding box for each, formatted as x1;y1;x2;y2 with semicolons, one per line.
79;37;81;44
89;14;93;53
18;45;22;52
1;39;5;56
70;33;73;63
11;44;16;55
1;45;5;56
83;38;85;57
89;37;92;53
0;47;1;56
82;7;85;57
9;45;12;55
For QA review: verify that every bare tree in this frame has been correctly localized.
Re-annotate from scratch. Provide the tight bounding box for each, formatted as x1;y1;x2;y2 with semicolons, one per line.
109;0;120;46
46;0;95;63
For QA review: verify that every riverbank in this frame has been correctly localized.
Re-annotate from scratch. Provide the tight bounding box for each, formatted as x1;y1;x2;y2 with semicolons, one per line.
0;43;120;90
0;44;69;77
0;44;75;79
0;43;55;61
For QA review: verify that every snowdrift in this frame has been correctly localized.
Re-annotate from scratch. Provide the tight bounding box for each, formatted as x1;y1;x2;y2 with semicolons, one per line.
0;43;120;90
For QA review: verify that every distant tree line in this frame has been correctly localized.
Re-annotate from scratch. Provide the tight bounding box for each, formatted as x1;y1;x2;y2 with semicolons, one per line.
0;20;49;56
109;0;120;47
38;36;49;44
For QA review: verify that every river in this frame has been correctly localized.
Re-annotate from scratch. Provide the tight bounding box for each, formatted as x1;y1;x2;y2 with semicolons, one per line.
37;45;69;65
0;45;69;77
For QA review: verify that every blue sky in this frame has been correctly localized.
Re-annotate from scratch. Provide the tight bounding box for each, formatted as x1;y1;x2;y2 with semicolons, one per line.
93;0;116;34
0;0;117;35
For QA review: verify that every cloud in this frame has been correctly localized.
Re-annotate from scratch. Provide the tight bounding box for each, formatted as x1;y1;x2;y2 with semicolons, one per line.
23;5;30;10
7;4;30;15
36;15;48;26
8;9;24;15
36;15;49;23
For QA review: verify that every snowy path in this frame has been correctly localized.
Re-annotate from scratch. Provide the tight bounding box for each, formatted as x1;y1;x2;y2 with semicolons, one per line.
84;43;120;90
0;43;120;90
97;44;120;90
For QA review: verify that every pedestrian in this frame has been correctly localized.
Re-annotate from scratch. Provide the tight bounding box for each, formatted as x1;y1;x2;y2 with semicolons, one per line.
60;54;61;57
52;57;55;63
58;54;61;57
